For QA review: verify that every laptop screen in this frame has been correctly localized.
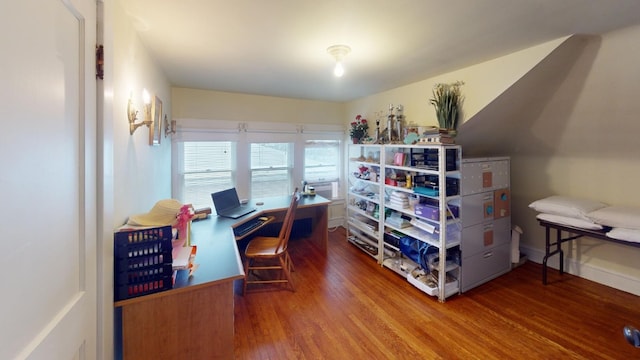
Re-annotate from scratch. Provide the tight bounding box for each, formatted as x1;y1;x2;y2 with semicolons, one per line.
211;188;240;214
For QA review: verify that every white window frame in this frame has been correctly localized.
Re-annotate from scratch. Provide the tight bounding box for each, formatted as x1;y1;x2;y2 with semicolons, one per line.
171;119;345;207
249;141;294;198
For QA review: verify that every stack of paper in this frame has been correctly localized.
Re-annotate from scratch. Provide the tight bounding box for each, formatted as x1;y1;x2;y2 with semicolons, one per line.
389;191;409;208
387;212;411;228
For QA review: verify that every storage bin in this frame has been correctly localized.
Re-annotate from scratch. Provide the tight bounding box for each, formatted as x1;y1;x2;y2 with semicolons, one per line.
407;267;458;296
414;203;459;221
114;226;173;301
114;264;173;302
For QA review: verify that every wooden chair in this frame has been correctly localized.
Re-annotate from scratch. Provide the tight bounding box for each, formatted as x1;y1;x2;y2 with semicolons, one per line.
243;189;300;295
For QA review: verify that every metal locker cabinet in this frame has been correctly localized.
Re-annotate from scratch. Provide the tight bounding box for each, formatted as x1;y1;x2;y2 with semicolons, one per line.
460;157;511;292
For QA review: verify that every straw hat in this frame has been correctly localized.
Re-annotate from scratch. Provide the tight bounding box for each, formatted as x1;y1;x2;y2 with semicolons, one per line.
127;199;182;226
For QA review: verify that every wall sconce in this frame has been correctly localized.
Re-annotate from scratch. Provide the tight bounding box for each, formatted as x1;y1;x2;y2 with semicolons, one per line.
164;115;176;137
128;89;153;135
327;44;351;77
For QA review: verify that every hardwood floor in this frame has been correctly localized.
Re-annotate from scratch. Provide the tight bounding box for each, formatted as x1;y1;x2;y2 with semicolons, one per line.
234;227;640;359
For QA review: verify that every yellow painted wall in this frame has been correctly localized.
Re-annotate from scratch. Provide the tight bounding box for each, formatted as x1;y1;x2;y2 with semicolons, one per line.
344;37;568;129
172;87;345;125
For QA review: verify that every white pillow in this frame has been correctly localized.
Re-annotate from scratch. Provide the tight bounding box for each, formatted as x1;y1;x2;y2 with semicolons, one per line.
529;195;607;221
536;213;603;230
587;206;640;230
606;227;640;243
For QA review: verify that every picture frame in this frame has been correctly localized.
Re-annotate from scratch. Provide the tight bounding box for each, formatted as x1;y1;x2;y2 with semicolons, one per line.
150;95;162;145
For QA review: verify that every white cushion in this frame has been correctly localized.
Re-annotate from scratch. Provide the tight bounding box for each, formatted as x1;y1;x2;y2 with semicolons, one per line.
587;206;640;230
529;195;607;221
606;227;640;243
536;213;603;230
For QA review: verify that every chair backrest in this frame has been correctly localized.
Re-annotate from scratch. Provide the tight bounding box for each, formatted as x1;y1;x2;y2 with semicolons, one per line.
275;188;300;253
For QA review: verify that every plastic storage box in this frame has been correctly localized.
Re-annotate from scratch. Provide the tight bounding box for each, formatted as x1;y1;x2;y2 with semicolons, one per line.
114;226;173;301
414;203;460;221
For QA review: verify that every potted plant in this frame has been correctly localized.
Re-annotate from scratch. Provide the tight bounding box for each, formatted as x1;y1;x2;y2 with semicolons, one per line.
429;81;465;135
350;115;369;143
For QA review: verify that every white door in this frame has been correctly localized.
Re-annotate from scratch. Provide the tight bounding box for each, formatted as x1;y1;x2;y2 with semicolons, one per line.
0;0;98;359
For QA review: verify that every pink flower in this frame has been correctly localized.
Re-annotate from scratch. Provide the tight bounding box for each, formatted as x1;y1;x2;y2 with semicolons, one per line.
355;114;362;121
360;119;367;125
176;204;194;228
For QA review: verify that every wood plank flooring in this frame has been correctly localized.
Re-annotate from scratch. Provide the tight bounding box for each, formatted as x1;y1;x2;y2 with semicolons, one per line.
234;227;640;359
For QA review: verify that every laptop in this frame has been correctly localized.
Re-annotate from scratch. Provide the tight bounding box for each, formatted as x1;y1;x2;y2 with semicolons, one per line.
211;188;256;219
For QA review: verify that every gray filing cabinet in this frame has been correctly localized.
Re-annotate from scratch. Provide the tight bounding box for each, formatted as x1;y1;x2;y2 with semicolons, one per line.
459;157;511;292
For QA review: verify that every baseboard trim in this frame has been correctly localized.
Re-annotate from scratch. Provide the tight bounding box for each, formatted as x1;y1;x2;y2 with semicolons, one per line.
328;218;344;229
521;245;640;296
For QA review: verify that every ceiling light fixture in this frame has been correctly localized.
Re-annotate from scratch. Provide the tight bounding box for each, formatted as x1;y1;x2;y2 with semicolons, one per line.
327;45;351;77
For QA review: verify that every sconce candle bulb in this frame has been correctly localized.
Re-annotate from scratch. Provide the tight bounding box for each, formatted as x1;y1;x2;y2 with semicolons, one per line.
142;88;151;105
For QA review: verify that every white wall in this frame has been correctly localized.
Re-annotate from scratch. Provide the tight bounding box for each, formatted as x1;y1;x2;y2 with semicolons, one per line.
511;25;640;294
112;0;173;227
102;1;173;358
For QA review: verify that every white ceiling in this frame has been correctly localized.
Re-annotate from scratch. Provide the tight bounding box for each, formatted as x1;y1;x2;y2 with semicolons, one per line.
122;0;640;102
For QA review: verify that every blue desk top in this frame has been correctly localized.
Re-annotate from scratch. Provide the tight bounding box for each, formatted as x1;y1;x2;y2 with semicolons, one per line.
173;194;330;289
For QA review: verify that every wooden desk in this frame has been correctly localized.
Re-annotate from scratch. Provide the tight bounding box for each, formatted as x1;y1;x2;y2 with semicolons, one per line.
233;194;331;254
115;195;330;359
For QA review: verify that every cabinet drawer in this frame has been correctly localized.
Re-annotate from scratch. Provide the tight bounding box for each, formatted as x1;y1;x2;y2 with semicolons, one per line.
461;217;510;256
461;158;510;196
460;243;511;292
461;192;494;227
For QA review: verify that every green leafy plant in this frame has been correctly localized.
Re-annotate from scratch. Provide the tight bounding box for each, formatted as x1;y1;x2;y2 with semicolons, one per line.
429;81;465;130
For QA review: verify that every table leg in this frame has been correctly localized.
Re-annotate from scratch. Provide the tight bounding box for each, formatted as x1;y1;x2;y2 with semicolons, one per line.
556;228;564;275
543;225;550;285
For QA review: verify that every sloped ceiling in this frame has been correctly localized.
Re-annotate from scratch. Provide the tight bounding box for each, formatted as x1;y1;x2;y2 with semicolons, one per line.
121;0;640;102
456;35;597;158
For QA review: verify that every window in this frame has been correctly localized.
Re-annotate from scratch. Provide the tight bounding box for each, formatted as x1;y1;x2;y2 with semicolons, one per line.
250;142;293;198
172;120;344;207
304;140;340;183
177;141;235;209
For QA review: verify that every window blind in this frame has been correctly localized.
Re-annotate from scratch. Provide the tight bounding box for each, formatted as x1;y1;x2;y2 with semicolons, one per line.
180;141;235;209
